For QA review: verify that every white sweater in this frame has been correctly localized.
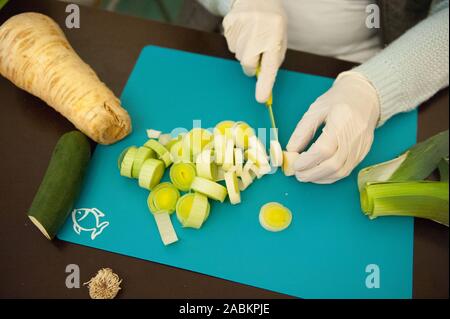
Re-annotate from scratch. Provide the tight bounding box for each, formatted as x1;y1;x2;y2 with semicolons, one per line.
198;0;449;126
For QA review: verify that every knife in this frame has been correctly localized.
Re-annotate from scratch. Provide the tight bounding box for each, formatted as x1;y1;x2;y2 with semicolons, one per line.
256;66;278;141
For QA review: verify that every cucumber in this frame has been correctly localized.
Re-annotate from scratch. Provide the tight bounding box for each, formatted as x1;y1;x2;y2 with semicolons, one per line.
28;131;91;239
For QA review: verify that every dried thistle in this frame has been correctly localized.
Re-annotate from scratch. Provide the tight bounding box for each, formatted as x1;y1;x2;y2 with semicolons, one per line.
84;268;122;299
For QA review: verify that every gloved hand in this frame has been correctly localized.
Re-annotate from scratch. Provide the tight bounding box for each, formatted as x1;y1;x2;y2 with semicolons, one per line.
286;72;381;184
223;0;287;103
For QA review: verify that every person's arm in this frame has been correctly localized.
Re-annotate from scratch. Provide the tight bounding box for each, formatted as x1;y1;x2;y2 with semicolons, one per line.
286;0;449;184
353;0;449;126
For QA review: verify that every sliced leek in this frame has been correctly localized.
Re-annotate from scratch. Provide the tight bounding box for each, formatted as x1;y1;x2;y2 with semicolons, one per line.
176;193;194;225
176;193;210;228
169;140;187;163
244;156;270;179
158;133;172;146
269;140;283;167
248;135;267;154
165;136;183;152
176;193;211;229
144;139;173;167
238;168;254;191
190;176;228;202
259;202;292;232
216;167;225;182
282;151;300;177
185;193;210;228
138;158;165;190
146;129;161;139
196;149;218;180
153;212;178;246
118;146;131;170
222;138;235;171
183;128;213;159
224;169;241;205
214;120;235;138
233;121;255;149
132;146;156;178
234;148;244;176
213;134;226;165
246;148;270;170
170;162;196;192
119;146;138;178
147;182;180;214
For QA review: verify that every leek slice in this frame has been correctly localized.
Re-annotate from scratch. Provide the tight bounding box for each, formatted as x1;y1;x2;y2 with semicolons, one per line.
169;140;188;163
282;151;300;177
259;202;292;232
158;133;172;146
185;193;210;228
249;164;263;179
245;148;270;170
146;129;161;139
170;162;196;192
138;159;165;190
243;160;258;178
244;154;270;178
238;168;254;191
176;193;194;225
224;169;241;205
176;193;211;228
216;167;225;182
234;148;244;176
119;146;138;178
233;121;255;149
188;194;210;228
213;134;226;165
144;139;173;167
196;149;218;181
183;128;213;159
153;212;178;246
118;146;131;170
190;176;228;202
269;140;283;167
248;135;267;154
165;136;183;152
132;146;156;178
214;120;235;138
147;182;180;214
222;138;235;171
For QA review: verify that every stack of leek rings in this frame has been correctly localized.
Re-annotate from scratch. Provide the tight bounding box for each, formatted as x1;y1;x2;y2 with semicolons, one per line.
118;120;292;245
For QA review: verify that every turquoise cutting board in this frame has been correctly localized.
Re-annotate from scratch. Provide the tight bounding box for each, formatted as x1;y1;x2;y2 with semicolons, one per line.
58;46;415;298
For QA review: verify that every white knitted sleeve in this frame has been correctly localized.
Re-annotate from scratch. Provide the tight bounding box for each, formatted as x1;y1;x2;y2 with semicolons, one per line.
196;0;234;16
354;1;449;126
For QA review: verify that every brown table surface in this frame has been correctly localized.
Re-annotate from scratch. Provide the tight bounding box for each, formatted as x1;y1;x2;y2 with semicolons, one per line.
0;0;448;299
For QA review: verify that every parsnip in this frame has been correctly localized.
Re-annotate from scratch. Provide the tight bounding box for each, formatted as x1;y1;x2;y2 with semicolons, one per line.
0;13;131;144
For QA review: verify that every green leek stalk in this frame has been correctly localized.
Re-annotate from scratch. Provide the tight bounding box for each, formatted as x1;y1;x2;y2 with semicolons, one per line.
358;130;449;191
438;157;449;181
358;130;449;226
361;181;449;226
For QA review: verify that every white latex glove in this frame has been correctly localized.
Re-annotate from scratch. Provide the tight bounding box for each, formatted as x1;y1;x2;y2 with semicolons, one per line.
286;72;381;184
223;0;287;103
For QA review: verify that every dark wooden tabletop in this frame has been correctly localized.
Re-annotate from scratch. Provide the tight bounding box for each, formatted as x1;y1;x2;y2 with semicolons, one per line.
0;0;448;299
